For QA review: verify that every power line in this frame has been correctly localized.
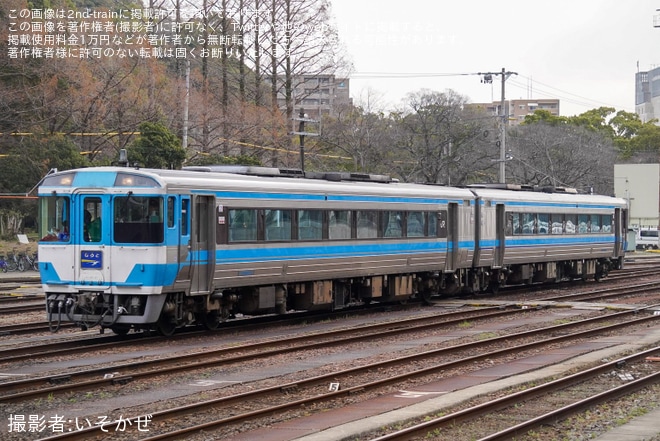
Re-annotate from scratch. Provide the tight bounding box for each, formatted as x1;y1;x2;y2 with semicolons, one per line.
348;71;478;79
511;74;633;112
346;70;634;113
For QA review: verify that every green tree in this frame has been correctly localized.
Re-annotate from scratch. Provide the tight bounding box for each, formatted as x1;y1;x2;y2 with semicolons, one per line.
127;122;186;169
0;135;88;236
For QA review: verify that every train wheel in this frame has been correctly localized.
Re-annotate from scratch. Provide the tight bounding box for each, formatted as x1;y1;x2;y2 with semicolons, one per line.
156;316;176;336
420;289;440;305
204;311;222;330
110;325;130;336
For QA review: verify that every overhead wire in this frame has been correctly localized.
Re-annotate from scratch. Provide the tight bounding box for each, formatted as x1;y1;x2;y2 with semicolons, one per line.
345;70;635;113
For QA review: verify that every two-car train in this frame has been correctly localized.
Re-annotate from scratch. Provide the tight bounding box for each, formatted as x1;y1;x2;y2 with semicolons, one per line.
39;166;627;335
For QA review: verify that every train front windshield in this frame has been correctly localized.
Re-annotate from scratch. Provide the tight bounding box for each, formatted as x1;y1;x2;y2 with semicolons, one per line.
113;196;164;243
39;194;165;244
39;195;71;242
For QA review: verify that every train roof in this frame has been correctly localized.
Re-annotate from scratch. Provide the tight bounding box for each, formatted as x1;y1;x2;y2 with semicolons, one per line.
37;166;477;201
38;167;627;208
468;186;627;208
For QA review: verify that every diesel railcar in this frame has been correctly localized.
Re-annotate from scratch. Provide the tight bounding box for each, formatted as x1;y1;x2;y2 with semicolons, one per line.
38;166;627;335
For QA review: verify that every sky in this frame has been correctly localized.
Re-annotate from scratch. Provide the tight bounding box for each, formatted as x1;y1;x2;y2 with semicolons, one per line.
328;0;660;116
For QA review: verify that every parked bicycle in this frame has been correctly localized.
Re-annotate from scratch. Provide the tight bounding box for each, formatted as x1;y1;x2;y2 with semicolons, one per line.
23;250;38;271
6;249;24;272
0;254;8;273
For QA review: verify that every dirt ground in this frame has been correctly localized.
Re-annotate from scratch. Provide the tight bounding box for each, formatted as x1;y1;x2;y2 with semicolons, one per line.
0;236;38;256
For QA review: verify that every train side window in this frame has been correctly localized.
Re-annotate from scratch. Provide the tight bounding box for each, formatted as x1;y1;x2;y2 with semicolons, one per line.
591;215;601;233
602;215;612;233
538;214;549;234
329;210;352;240
551;213;564;234
578;214;590;233
522;213;535;234
298;209;323;240
565;214;577;234
228;209;257;242
356;211;378;239
505;212;514;236
428;212;438;237
512;213;522;235
167;196;175;228
382;211;403;238
264;209;292;241
407;211;425;237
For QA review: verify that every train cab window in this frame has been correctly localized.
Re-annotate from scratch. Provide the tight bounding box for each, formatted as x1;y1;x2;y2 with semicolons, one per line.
357;211;378;239
228;209;257;242
407;212;425;237
565;214;577;234
382;211;403;238
602;215;612;233
578;214;590;233
84;197;103;242
264;209;292;241
551;214;564;234
298;210;323;240
522;213;536;234
113;196;164;243
328;210;352;240
537;214;549;234
39;195;70;242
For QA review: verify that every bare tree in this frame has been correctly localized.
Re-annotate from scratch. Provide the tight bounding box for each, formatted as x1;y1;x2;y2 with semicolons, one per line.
395;89;495;185
507;123;617;194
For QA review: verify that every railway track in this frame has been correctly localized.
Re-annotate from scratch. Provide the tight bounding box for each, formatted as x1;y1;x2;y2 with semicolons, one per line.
0;264;658;439
369;347;660;441
0;306;524;402
22;305;660;440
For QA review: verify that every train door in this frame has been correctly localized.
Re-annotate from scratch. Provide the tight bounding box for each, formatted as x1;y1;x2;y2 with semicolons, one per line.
178;196;192;284
190;195;215;294
472;198;482;266
74;193;109;288
614;208;625;257
494;204;505;268
445;203;459;271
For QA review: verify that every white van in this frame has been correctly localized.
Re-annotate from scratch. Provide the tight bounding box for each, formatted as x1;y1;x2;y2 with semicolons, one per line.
637;228;660;250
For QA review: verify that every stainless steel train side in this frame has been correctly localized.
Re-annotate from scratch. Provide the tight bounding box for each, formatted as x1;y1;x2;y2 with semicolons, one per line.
40;167;627;335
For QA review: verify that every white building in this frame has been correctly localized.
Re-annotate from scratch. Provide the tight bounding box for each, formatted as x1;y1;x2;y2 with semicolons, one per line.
614;163;660;228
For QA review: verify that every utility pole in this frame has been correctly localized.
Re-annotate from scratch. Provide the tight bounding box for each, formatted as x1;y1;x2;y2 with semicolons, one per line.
479;68;517;183
291;108;318;174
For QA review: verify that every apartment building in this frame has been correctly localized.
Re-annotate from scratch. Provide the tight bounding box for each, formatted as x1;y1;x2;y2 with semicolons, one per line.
635;67;660;124
470;98;560;125
272;74;351;120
